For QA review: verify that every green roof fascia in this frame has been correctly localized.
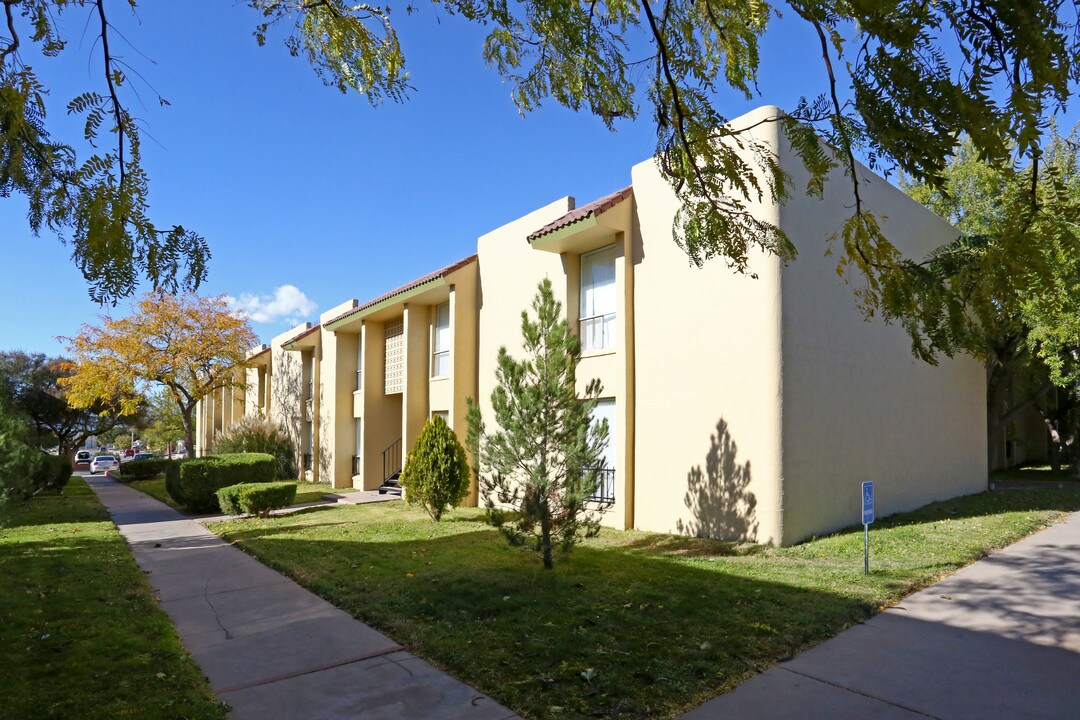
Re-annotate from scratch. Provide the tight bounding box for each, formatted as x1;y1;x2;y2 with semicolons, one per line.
282;335;317;352
324;277;446;332
529;214;599;251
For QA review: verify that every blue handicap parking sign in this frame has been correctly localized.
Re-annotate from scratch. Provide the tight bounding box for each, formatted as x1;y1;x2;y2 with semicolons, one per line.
862;481;875;524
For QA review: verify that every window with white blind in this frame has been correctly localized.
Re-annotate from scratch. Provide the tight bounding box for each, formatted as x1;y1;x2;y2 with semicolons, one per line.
589;398;616;502
580;246;617;351
432;302;451;377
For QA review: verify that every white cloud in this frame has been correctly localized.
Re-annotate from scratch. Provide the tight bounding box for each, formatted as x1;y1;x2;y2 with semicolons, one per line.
227;285;317;325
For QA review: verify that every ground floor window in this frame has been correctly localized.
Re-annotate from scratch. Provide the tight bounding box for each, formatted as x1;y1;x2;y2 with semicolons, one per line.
589;398;616;503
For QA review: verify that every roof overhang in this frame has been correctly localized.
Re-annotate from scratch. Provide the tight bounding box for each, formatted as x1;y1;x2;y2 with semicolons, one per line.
529;187;633;255
326;278;447;333
282;324;321;351
244;344;271;368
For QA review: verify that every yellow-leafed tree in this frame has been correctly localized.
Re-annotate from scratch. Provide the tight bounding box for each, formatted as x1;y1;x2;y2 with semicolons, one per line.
61;292;257;457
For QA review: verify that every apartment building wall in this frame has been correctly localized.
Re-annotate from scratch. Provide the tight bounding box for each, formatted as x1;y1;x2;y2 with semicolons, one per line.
630;123;786;544
200;105;986;546
775;129;987;545
270;323;312;480
319;300;358;489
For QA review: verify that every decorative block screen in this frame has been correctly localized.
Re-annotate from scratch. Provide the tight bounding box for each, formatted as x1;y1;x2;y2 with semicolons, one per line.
384;318;404;395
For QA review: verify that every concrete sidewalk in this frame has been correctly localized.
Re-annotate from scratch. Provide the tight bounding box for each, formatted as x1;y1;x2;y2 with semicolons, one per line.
84;474;518;720
684;510;1080;720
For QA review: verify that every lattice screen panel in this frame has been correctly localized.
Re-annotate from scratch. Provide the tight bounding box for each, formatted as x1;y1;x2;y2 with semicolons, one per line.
384;318;404;395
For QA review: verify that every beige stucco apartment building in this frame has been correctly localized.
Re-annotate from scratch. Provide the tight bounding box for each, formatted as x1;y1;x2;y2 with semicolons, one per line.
196;105;987;546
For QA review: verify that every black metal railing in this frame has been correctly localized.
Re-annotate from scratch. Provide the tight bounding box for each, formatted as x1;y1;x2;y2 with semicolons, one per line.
351;455;361;477
302;453;313;472
382;438;402;482
588;468;616;504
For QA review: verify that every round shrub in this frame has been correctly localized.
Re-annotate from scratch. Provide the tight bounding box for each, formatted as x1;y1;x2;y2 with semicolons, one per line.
400;415;470;521
165;453;276;513
215;416;297;480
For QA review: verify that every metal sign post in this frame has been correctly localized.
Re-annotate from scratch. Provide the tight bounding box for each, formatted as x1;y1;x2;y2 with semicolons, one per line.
862;481;875;575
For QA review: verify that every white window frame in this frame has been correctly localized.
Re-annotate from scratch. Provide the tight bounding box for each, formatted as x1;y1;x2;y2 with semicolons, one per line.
589;398;617;502
579;245;617;352
432;302;451;378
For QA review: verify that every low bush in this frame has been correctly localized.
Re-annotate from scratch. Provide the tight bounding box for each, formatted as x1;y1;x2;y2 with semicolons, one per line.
165;453;276;513
400;414;471;521
215;416;297;480
28;454;72;496
119;457;177;481
216;482;297;517
0;401;39;504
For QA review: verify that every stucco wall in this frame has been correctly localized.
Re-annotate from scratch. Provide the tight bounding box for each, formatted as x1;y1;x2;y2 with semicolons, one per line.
775;133;987;545
320;299;358;489
403;303;431;453
270;323;310;479
475;198;577;502
361;318;403;489
629;111;786;544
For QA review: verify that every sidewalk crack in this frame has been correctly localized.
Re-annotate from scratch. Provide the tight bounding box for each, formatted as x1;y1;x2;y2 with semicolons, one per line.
778;667;944;719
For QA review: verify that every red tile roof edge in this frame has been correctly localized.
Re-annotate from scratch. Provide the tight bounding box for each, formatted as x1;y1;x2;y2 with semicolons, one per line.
327;254;479;327
527;186;633;241
283;323;320;346
245;345;271;361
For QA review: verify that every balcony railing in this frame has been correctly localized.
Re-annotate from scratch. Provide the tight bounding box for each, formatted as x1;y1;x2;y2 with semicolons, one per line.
351;455;361;477
302;453;313;472
580;312;616;352
588;468;616;504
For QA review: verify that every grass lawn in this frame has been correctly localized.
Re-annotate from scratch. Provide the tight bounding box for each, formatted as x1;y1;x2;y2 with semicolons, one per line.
125;477;356;512
126;476;180;509
210;488;1080;720
0;477;226;720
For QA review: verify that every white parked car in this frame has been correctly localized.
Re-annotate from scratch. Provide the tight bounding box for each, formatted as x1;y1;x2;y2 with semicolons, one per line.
89;455;119;474
75;450;92;464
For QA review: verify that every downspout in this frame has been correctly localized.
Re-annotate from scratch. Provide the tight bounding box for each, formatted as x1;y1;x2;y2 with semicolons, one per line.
622;229;637;530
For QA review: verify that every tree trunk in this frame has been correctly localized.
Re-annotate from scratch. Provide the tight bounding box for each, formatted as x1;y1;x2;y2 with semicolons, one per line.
180;406;196;460
986;371;1008;472
540;497;554;570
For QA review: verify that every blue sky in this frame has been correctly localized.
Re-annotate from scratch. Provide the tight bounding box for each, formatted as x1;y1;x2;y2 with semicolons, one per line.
1;3;1073;356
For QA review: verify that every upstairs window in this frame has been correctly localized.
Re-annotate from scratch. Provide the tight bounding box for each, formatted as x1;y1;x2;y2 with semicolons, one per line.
432;302;451;377
580;246;617;351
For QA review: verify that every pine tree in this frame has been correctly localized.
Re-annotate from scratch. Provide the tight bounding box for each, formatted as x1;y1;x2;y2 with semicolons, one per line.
467;279;609;570
400;414;471;521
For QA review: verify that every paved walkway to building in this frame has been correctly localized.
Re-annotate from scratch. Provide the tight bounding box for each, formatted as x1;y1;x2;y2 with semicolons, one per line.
84;473;519;720
684;509;1080;720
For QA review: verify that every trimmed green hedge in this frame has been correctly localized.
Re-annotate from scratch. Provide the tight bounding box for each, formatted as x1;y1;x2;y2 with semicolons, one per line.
165;453;276;513
216;482;297;517
118;457;178;481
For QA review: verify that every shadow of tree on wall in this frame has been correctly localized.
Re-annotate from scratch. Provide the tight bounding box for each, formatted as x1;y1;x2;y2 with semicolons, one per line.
676;418;758;541
272;357;305;474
